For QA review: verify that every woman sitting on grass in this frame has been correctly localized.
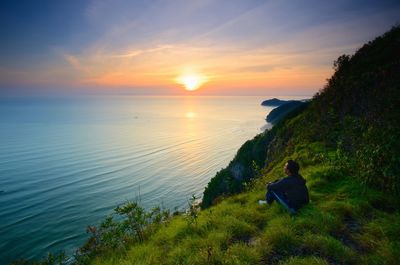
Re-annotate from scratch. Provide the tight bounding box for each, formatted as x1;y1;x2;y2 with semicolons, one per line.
259;160;309;214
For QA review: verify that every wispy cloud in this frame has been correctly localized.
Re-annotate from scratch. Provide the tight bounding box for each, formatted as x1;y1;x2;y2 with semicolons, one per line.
109;45;174;58
63;54;91;74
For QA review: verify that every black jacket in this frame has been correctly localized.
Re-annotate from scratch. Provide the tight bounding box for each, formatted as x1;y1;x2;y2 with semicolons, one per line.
268;174;309;211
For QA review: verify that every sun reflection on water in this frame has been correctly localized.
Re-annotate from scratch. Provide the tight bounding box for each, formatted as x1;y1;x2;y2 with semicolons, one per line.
185;111;197;119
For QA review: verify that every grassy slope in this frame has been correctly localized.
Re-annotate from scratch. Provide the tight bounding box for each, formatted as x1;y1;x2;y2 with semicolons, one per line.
84;27;400;265
88;142;399;265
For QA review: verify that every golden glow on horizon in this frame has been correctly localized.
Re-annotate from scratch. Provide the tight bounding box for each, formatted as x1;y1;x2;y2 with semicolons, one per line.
176;74;207;91
10;43;333;95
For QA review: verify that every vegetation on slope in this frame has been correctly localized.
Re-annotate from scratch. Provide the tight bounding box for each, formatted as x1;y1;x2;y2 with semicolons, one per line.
84;144;400;265
15;26;400;265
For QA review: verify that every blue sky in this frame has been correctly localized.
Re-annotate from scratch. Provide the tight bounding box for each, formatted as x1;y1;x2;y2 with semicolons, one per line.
1;0;399;96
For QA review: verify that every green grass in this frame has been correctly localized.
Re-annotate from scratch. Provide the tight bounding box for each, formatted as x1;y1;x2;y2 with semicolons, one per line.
85;145;400;265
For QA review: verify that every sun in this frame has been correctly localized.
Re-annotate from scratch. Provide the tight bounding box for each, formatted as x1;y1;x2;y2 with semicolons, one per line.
176;74;206;91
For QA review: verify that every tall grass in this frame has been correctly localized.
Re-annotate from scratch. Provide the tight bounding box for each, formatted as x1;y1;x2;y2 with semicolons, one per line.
85;146;399;265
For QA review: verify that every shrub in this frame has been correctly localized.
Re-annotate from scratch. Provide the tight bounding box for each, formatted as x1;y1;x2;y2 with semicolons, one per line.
76;201;170;261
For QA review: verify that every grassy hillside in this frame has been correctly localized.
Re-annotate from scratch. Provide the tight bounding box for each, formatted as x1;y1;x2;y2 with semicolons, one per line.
82;144;400;265
15;26;400;265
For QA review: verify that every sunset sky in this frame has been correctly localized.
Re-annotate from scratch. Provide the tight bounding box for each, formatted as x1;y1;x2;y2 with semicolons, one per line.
1;0;399;96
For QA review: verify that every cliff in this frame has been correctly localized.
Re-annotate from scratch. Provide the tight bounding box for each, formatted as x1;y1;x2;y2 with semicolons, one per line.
201;26;400;208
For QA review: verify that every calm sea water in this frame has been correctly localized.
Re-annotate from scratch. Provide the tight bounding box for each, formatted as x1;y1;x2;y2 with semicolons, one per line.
0;95;290;263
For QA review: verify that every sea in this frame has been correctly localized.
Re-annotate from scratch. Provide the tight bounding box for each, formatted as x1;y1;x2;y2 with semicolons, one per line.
0;95;300;263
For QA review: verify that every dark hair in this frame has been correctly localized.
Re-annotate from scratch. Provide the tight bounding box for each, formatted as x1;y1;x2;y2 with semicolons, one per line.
286;160;299;175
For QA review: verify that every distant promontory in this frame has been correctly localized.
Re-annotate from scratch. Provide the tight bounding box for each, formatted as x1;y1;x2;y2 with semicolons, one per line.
261;98;292;106
262;98;309;124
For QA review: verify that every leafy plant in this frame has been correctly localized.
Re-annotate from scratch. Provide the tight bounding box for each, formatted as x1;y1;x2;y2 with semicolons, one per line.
75;201;170;262
186;195;200;225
